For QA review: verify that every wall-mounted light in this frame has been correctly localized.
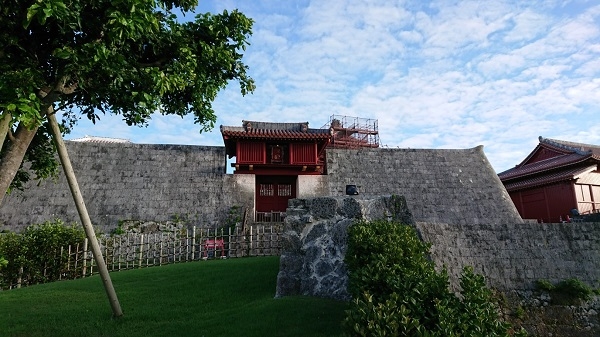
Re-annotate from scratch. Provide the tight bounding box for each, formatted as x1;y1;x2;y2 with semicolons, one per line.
346;184;359;195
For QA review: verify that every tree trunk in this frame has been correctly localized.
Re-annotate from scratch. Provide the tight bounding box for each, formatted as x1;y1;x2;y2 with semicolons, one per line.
0;122;38;206
0;112;12;153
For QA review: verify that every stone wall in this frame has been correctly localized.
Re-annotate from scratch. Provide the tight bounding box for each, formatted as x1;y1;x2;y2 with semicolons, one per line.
418;221;600;292
325;146;523;225
0;142;249;232
276;196;600;301
276;196;410;300
1;144;523;234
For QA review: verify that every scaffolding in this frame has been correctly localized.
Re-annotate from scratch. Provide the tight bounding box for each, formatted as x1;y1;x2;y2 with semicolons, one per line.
322;115;380;149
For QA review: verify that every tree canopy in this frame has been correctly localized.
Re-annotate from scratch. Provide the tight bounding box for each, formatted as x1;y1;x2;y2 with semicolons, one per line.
0;0;255;204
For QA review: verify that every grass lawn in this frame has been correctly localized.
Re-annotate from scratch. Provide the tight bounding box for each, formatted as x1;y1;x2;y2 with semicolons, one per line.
0;256;348;337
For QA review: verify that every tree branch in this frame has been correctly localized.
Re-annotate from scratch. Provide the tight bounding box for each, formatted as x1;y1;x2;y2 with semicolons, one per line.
0;112;13;152
7;128;16;142
37;76;79;107
138;55;171;68
56;76;78;95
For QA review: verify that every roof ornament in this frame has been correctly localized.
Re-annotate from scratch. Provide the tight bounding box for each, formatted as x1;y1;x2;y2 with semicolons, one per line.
331;119;341;129
243;120;252;132
540;136;592;155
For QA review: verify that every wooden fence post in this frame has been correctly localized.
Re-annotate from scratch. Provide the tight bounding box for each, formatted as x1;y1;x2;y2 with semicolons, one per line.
58;246;64;280
45;223;288;289
249;226;253;257
192;226;196;260
159;240;163;266
82;238;88;277
228;227;232;258
138;234;144;268
73;243;79;277
16;265;23;289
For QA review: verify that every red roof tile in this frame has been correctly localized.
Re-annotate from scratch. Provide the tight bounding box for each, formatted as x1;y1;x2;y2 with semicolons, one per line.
542;137;600;156
220;121;332;141
498;136;600;181
503;165;597;191
498;153;591;180
221;127;331;140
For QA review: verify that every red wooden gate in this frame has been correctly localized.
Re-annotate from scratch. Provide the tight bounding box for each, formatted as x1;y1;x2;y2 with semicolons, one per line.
256;175;297;221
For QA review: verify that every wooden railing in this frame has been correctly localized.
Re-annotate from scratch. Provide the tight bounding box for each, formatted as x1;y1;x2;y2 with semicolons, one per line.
255;211;285;223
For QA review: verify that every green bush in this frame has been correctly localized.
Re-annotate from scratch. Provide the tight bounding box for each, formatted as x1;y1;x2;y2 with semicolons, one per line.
535;278;595;304
343;219;523;337
0;219;85;288
534;279;555;292
555;278;593;301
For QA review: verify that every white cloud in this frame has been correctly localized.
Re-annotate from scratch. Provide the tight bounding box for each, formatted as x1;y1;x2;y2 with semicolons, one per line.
502;10;550;43
66;0;600;174
477;53;526;77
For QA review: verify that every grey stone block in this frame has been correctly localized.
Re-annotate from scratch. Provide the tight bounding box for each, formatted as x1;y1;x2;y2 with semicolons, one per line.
276;196;409;300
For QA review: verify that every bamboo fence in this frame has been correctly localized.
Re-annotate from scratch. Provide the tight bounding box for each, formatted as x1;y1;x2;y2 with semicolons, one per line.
5;224;282;289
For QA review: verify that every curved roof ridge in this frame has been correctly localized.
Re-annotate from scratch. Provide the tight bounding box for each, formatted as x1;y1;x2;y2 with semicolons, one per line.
498;152;588;180
539;136;598;155
69;135;132;144
242;120;309;131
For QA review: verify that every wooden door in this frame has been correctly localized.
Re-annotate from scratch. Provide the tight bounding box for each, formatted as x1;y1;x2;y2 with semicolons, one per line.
256;176;297;213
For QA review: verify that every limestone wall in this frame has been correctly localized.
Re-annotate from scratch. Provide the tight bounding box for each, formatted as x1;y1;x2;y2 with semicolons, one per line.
325;146;523;225
417;221;600;291
276;196;405;300
1;144;523;234
276;196;600;301
0;142;247;232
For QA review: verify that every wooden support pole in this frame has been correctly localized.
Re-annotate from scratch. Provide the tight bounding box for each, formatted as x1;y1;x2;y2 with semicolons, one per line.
47;113;123;318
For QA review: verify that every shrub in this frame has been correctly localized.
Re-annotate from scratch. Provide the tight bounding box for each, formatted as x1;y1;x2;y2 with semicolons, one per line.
0;219;85;288
535;278;595;304
343;219;523;337
535;279;555;292
555;278;593;301
345;219;448;302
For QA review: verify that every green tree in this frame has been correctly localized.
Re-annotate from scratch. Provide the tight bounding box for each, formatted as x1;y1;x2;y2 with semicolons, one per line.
0;0;255;205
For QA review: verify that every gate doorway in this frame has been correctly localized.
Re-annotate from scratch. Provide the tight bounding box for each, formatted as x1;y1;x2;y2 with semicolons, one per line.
256;175;297;222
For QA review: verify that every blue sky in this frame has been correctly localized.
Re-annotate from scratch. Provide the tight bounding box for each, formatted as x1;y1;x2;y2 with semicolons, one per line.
65;0;600;173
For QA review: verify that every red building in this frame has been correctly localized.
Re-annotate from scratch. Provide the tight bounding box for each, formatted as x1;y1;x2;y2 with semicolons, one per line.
498;136;600;223
221;117;380;222
220;121;332;221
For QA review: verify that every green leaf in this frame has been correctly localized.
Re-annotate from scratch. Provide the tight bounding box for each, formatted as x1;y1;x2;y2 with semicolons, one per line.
24;4;40;28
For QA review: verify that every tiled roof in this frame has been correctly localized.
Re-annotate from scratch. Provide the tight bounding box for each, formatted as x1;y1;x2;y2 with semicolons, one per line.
220;121;332;140
68;136;131;144
541;137;600;156
498;153;591;180
221;127;331;140
499;136;600;181
503;165;597;191
240;121;308;131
